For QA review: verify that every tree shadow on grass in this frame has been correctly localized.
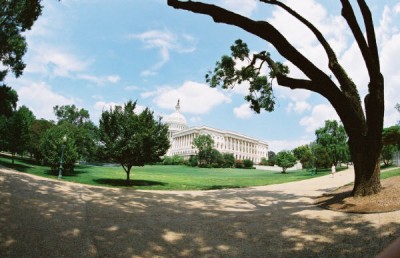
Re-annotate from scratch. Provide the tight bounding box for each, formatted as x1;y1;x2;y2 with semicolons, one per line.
93;178;167;187
0;160;32;173
202;185;243;190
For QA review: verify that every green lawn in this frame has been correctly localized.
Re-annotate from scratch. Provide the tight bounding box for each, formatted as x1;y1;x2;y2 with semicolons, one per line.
1;155;398;190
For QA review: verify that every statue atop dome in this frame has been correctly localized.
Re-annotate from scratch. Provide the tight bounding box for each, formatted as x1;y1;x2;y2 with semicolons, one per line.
175;99;181;112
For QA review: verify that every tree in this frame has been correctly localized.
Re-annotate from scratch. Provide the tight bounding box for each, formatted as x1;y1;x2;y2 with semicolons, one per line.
53;105;98;162
0;85;18;117
28;119;54;162
3;106;35;164
381;144;397;166
222;153;235;168
312;143;333;172
396;103;400;125
315;120;350;166
39;123;79;173
267;151;276;166
0;0;42;79
275;150;297;173
293;145;313;169
99;101;170;184
168;1;384;196
192;134;214;166
382;126;400;147
54;105;90;126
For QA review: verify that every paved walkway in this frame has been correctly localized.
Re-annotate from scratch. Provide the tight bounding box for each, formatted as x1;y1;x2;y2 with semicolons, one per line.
0;166;399;258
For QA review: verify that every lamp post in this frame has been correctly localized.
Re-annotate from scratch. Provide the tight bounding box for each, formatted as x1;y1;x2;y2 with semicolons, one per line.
58;135;67;179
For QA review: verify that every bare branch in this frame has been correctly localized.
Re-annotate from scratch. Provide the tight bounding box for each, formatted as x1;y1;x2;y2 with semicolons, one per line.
168;0;330;84
340;0;377;79
357;0;380;70
259;1;359;97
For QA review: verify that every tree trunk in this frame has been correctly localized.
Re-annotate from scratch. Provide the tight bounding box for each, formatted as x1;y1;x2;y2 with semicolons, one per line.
350;137;382;196
126;170;130;185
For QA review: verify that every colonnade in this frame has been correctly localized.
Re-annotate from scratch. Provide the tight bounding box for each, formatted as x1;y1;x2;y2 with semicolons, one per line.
170;131;268;163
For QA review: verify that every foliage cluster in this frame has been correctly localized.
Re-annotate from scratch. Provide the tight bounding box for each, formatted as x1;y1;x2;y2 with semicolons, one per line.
190;134;243;168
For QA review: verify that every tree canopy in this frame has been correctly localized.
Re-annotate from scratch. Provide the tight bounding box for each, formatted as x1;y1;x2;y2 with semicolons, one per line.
0;85;18;117
2;105;35;163
99;101;170;183
315;120;350;166
274;150;297;173
168;0;384;196
0;0;42;79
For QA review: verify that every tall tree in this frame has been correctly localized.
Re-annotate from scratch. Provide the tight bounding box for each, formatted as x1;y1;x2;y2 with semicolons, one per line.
99;101;170;184
3;106;35;164
315;120;350;166
192;134;214;166
54;105;90;126
28;119;54;161
168;0;384;196
53;105;98;161
0;0;42;79
293;145;313;169
39;123;79;173
0;85;18;117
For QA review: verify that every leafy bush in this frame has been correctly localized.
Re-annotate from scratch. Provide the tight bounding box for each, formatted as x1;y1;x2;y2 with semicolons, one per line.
259;157;268;165
243;159;254;168
187;155;198;167
39;124;79;173
235;160;244;168
163;155;185;165
222;153;235;168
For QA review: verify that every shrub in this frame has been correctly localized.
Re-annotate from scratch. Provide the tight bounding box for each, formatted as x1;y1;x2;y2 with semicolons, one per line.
235;160;244;168
259;157;268;166
187;155;198;167
163;155;185;165
243;159;254;168
222;153;235;168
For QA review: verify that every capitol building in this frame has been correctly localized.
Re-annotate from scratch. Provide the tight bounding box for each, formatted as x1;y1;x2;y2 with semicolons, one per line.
163;101;269;164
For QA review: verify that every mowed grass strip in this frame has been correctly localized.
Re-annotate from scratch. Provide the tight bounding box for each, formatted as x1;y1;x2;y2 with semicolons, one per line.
5;155;398;190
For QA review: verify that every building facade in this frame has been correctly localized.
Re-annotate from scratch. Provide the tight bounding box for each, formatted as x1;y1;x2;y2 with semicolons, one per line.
164;101;268;164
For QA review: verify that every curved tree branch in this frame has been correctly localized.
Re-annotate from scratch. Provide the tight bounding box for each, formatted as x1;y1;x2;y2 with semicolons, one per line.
168;0;331;84
340;0;378;80
167;0;366;137
259;0;364;123
357;0;380;71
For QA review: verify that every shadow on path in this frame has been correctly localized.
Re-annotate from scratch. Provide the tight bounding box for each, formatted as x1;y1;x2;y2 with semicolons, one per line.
0;168;399;257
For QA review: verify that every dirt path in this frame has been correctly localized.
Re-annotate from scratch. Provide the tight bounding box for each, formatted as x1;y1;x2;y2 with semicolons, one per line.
0;166;399;258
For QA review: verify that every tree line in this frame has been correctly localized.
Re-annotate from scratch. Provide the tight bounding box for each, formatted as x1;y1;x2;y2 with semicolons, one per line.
265;116;400;174
0;95;170;184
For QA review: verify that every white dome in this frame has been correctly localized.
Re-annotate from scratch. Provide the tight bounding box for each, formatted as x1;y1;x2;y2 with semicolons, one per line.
164;100;188;132
165;111;187;126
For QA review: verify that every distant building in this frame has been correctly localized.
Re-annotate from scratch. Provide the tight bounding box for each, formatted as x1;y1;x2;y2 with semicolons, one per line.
163;100;269;164
393;151;400;167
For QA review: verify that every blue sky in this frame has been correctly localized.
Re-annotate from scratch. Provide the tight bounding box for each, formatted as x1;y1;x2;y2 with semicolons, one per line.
5;0;400;151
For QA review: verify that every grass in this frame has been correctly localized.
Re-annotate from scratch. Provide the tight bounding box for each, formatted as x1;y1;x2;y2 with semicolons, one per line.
2;155;395;190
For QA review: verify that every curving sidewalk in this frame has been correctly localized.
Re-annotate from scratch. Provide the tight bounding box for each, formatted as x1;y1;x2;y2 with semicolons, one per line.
0;166;399;258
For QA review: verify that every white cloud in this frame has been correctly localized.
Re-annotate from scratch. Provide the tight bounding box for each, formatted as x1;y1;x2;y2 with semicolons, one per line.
78;74;121;85
233;103;254;119
129;29;196;76
24;44;92;77
299;104;339;133
219;0;258;16
287;101;312;114
92;101;146;124
17;82;74;120
143;81;231;114
125;85;141;91
267;138;312;152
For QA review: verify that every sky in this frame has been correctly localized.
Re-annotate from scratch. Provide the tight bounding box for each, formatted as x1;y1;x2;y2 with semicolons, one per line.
4;0;400;152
